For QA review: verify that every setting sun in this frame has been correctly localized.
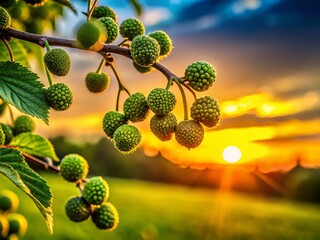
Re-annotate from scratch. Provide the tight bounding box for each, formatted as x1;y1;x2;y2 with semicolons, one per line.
223;146;242;163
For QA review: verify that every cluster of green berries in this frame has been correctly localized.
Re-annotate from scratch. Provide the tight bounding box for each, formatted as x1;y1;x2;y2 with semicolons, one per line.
0;115;35;146
0;190;28;239
42;46;73;111
59;154;119;231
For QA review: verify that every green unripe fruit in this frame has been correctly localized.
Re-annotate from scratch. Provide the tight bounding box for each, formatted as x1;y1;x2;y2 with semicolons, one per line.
102;111;128;139
130;35;160;67
1;0;18;8
92;202;119;231
119;18;145;41
150;113;177;141
77;21;106;50
184;61;216;92
85;72;110;93
190;96;220;127
91;6;117;22
65;197;91;222
24;0;47;6
175;120;204;149
13;115;35;135
147;88;176;116
83;177;109;205
44;49;70;76
96;17;118;44
113;124;142;154
133;62;154;74
0;190;19;212
0;125;5;145
59;154;89;182
149;30;172;57
123;93;149;122
7;213;27;236
0;7;11;30
0;124;13;145
46;83;73;111
0;216;9;237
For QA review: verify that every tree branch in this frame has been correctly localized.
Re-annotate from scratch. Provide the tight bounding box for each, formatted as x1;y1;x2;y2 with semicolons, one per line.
1;28;176;80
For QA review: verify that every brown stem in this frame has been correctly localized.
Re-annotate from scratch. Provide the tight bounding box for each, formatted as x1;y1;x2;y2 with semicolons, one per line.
22;152;60;173
1;37;14;62
1;28;176;80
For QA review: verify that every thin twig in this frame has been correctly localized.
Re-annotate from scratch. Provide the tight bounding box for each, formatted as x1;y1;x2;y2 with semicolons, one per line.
173;78;189;120
1;37;14;62
180;81;197;101
1;28;176;81
22;152;60;173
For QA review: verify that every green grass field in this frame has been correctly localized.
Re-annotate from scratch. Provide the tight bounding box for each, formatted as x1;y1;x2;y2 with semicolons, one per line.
1;173;320;240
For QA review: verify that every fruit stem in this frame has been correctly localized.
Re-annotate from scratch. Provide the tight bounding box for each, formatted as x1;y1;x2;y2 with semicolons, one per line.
173;78;188;120
96;58;106;74
117;39;129;47
166;77;173;90
108;62;131;111
180;81;197;101
1;37;14;62
44;39;51;52
45;66;54;87
87;0;98;21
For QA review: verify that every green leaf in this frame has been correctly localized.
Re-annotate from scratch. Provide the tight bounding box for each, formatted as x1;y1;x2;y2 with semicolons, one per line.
0;61;49;124
0;39;29;67
128;0;143;16
52;0;77;14
10;133;59;162
0;102;7;117
0;148;53;233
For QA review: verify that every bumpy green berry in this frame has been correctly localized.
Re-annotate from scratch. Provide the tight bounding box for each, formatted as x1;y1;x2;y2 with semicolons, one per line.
77;21;106;50
0;7;11;30
184;61;216;92
85;72;110;93
133;62;154;74
59;154;89;182
175;120;204;149
0;190;19;212
46;83;73;111
44;49;70;76
24;0;47;6
0;125;4;145
7;213;27;236
123;93;149;122
0;124;13;145
150;113;177;141
92;202;119;231
119;18;145;41
149;30;172;57
113;124;142;154
65;197;91;222
96;17;118;44
13;115;35;135
102;111;128;139
190;96;220;127
130;35;160;67
147;88;176;116
83;177;109;205
1;0;18;8
92;6;117;22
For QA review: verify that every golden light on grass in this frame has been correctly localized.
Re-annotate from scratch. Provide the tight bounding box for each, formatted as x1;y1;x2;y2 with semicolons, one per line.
222;146;242;163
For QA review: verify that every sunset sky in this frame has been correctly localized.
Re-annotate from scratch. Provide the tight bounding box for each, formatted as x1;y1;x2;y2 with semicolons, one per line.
22;0;319;171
